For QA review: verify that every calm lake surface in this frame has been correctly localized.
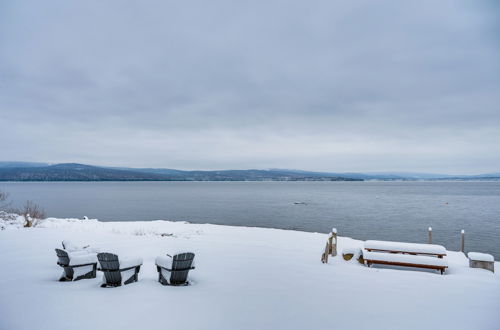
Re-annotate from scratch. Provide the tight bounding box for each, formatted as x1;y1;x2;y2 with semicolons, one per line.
2;181;499;258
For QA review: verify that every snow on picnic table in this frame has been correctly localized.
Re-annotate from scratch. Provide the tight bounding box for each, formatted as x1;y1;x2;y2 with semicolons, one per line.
363;251;448;267
364;240;447;254
0;217;499;330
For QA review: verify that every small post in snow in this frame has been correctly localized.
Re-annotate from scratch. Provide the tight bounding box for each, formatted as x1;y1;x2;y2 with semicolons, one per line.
428;227;432;244
328;233;333;255
321;242;329;263
460;230;465;253
329;228;337;257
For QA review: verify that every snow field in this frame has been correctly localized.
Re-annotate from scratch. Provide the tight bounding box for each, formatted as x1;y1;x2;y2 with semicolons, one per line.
0;218;499;330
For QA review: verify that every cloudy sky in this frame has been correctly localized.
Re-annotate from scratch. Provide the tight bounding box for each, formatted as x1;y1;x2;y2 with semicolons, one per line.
0;0;499;173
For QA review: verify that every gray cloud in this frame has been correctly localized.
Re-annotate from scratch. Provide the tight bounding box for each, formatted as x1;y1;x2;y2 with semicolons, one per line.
1;0;499;173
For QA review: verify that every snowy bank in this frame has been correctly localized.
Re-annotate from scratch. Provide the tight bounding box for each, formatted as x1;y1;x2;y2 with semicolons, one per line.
0;217;499;330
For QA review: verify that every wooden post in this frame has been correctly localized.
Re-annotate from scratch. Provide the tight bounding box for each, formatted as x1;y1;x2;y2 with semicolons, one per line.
321;242;329;263
460;230;465;253
428;227;432;244
328;234;333;255
330;228;337;257
325;242;329;262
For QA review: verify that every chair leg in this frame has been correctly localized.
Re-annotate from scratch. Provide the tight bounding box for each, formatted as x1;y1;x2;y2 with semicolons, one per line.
158;269;169;285
62;267;74;281
135;266;140;282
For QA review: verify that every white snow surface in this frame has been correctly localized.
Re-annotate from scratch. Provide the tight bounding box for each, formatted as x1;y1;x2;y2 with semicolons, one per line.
364;240;447;255
118;257;143;269
62;240;100;253
155;255;173;269
68;252;98;266
468;252;494;262
0;217;499;330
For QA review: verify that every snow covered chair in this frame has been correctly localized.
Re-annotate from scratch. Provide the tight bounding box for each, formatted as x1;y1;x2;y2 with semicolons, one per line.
55;248;98;281
155;252;195;286
97;253;143;288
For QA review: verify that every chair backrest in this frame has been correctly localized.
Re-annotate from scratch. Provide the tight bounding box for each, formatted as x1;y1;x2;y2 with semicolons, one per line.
97;253;120;271
172;252;195;271
55;248;70;266
169;253;195;285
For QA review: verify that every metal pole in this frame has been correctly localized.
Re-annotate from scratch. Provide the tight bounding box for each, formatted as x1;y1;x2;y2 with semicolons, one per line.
428;227;432;244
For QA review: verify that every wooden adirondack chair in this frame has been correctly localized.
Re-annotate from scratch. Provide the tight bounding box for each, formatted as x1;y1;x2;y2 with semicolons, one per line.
156;252;195;286
97;253;143;287
55;248;97;281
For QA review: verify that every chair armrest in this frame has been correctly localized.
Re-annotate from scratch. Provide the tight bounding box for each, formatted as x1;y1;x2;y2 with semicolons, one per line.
157;265;195;272
67;262;97;268
98;265;141;272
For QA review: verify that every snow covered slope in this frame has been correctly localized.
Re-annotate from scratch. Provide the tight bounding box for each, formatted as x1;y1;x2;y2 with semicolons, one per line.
0;218;499;330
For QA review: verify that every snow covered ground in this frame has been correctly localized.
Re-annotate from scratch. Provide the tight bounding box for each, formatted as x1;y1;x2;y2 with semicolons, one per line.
1;217;499;330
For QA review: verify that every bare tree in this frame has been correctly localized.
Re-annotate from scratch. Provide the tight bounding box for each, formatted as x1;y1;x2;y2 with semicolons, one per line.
0;191;13;223
20;200;46;227
0;191;10;210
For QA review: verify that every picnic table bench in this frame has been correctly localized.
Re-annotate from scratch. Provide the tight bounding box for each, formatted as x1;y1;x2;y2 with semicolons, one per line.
363;240;448;274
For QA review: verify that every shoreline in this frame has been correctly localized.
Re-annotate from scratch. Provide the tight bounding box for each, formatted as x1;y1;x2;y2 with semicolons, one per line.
2;179;500;182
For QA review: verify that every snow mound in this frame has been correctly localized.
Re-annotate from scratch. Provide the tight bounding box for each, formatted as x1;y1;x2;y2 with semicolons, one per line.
68;252;98;266
468;252;494;262
38;217;203;238
118;257;143;269
0;212;26;230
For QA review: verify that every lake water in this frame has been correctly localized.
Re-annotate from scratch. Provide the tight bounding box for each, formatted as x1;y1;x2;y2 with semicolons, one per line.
1;181;499;259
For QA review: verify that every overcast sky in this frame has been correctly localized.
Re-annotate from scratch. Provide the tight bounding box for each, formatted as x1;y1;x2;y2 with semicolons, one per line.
1;0;499;174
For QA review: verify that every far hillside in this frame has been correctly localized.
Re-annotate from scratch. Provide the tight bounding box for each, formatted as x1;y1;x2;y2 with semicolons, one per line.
0;162;498;181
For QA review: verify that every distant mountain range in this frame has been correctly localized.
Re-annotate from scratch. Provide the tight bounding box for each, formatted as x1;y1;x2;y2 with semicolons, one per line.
0;162;498;182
